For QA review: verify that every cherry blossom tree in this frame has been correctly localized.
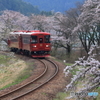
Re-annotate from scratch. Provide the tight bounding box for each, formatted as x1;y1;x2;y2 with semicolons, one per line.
0;10;29;40
63;1;100;99
28;14;53;32
53;4;82;54
64;45;100;100
73;0;100;54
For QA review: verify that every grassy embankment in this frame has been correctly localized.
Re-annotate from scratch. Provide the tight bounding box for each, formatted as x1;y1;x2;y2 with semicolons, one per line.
0;54;34;90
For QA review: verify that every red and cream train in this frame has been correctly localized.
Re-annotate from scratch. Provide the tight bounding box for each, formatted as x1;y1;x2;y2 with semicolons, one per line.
8;30;51;58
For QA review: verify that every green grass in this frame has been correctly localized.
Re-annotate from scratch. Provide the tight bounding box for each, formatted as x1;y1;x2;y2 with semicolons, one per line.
96;87;100;100
0;54;16;65
0;62;34;90
0;74;30;90
0;54;34;90
53;92;70;100
65;63;73;66
0;55;7;64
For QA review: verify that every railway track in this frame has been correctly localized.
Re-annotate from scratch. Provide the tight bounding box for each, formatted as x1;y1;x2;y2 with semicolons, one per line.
0;59;59;100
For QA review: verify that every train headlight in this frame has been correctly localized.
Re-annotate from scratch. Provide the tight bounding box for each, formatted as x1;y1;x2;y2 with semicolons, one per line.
33;45;37;47
46;45;49;47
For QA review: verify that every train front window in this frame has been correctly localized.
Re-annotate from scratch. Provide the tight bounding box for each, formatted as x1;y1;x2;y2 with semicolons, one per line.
31;36;37;43
45;35;50;43
39;38;43;43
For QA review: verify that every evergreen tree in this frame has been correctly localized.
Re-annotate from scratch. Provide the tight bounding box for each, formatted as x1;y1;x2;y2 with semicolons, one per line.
0;0;40;16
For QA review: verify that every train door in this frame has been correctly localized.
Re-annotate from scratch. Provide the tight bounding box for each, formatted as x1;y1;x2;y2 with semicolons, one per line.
19;35;22;49
38;35;45;49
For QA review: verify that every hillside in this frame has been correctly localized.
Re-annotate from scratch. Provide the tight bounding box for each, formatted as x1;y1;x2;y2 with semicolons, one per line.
23;0;85;12
0;0;40;15
0;0;85;16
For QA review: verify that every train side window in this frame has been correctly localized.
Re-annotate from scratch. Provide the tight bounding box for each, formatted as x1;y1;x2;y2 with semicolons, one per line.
22;37;30;44
45;35;50;43
10;35;18;42
31;36;37;43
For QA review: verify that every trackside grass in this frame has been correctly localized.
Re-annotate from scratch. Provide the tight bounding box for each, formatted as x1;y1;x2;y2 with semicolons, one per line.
0;54;34;90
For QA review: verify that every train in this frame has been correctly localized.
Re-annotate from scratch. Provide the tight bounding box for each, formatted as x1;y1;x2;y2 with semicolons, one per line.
7;30;51;58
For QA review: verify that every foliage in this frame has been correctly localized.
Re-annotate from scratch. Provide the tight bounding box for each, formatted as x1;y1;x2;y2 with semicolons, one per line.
0;0;40;16
40;11;54;16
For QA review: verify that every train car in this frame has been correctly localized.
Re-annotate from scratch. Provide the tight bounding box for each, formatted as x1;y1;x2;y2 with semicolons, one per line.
8;30;51;58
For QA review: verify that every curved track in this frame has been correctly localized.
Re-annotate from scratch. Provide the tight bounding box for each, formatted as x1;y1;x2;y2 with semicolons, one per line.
0;59;59;100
